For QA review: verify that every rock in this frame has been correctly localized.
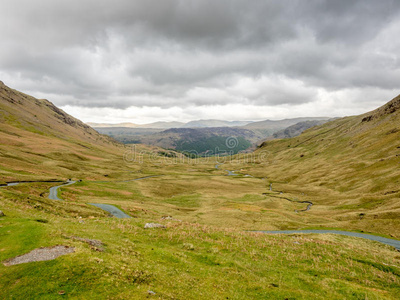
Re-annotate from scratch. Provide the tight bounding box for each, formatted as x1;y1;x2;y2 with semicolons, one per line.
183;243;194;250
73;237;104;252
0;211;5;217
3;245;74;266
144;223;166;229
148;290;156;295
161;215;182;222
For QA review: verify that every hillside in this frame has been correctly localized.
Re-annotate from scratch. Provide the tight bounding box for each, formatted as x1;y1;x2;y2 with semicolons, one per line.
93;127;164;144
0;81;128;181
270;119;332;139
226;93;400;236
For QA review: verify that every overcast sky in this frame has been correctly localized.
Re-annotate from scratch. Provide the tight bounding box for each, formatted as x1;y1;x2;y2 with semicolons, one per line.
1;0;400;124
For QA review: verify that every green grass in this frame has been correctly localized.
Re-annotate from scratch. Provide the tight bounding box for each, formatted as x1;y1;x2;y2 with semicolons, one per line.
0;206;399;299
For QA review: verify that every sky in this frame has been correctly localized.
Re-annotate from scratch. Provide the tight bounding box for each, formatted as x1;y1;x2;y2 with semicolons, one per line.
1;0;400;124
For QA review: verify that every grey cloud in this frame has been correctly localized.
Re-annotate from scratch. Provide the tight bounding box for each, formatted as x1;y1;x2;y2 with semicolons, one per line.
0;0;400;111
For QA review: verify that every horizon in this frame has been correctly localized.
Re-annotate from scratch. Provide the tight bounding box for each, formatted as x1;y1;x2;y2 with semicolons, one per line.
85;116;334;126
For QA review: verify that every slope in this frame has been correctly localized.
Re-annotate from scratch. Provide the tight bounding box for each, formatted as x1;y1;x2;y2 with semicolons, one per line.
228;93;400;236
270;119;332;139
0;81;127;181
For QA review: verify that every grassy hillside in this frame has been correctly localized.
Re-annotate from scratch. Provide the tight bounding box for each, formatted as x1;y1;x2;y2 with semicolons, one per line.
0;83;399;299
224;94;400;236
0;81;176;182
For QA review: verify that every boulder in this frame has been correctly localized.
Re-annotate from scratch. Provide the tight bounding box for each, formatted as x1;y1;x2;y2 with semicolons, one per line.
0;211;5;217
144;223;165;229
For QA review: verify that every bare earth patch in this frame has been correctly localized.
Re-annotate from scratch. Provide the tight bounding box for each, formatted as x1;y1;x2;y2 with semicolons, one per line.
3;246;74;266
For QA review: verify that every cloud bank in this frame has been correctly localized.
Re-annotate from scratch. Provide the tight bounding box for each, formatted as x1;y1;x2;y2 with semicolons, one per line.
1;0;399;122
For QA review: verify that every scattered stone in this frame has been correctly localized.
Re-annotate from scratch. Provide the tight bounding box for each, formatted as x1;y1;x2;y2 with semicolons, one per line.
160;215;182;222
3;245;74;266
0;211;5;217
183;243;194;251
144;223;166;229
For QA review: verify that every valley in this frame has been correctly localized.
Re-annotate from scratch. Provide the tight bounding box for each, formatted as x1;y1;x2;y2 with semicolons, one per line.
0;82;399;299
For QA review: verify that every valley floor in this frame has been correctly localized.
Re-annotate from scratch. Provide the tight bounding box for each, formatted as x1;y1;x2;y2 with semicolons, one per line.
1;156;399;299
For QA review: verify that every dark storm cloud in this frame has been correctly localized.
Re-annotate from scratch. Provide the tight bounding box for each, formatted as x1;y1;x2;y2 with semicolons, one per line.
0;0;400;110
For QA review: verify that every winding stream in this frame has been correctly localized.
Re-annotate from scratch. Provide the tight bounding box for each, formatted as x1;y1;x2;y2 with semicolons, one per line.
255;230;400;251
215;164;238;176
265;183;313;212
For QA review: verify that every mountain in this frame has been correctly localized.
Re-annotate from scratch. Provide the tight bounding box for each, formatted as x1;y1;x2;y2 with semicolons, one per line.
141;121;185;128
270;119;332;140
96;117;332;154
86;122;140;128
181;119;252;128
136;127;259;155
87;121;185;129
0;82;116;146
242;117;331;137
89;120;251;129
93;127;164;144
0;81;126;181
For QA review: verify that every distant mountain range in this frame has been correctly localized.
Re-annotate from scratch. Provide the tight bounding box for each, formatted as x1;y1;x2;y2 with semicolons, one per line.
87;121;184;129
87;119;252;129
92;117;332;155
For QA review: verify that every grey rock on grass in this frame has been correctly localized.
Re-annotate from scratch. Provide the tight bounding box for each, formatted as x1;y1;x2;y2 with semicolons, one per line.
73;237;104;252
3;245;74;266
144;223;166;229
